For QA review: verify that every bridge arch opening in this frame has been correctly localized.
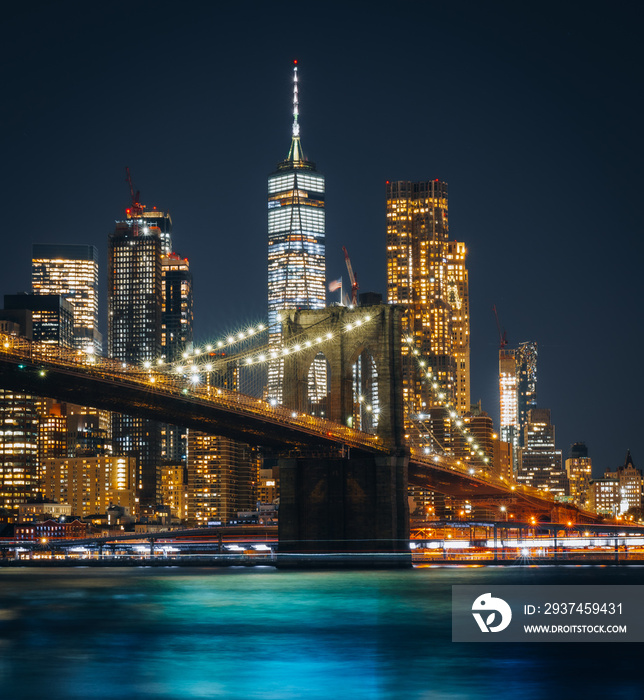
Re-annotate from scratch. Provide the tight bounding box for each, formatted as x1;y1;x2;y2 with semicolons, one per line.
350;347;379;434
306;351;330;418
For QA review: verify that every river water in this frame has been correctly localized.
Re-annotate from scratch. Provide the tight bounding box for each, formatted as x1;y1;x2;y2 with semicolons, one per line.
1;565;642;699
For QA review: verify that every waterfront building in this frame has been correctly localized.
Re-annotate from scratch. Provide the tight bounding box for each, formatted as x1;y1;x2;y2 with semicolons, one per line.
267;62;326;404
32;244;102;354
159;463;188;522
565;442;593;509
187;432;257;526
517;408;566;497
589;451;641;516
386;179;470;416
42;454;136;517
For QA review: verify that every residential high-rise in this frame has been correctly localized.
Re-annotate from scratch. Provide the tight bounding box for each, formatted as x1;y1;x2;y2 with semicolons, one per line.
42;454;136;517
517;408;566;497
160;252;193;463
187;433;257;526
386;180;470;418
499;348;518;452
108;200;169;506
32;244;102;354
161;253;193;362
516;341;537;445
498;340;538;471
267;62;326;404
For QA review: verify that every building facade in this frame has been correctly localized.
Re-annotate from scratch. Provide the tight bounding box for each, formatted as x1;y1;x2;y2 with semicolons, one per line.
187;432;257;526
4;294;74;348
108;206;168;506
517;408;566;497
267;63;326;404
565;442;593;509
32;244;102;354
386;180;470;417
42;454;136;517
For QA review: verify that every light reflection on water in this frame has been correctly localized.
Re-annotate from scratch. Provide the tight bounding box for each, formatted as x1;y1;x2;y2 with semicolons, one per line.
1;566;643;699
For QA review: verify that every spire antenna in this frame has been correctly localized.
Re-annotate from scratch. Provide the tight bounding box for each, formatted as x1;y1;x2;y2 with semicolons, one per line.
292;60;300;138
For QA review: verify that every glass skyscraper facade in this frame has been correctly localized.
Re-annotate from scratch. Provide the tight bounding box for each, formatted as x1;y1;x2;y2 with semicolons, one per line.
32;244;102;354
267;63;326;403
108;211;168;506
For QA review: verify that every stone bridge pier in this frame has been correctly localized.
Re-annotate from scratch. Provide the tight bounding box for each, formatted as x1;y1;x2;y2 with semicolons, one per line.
277;304;410;566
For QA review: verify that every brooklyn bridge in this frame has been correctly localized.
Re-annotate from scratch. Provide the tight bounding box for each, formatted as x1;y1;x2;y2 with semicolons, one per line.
0;304;597;561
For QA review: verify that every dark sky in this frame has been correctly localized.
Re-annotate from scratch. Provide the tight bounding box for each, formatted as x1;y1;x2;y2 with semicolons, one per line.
1;1;642;475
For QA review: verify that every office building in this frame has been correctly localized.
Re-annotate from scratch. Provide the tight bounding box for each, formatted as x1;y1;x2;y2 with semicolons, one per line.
32;244;102;354
3;294;73;347
386;180;470;416
565;442;592;509
589;451;641;516
267;63;326;404
0;390;39;520
517;408;566;497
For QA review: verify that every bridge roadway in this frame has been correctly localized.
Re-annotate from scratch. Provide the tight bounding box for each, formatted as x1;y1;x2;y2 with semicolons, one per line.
0;333;587;516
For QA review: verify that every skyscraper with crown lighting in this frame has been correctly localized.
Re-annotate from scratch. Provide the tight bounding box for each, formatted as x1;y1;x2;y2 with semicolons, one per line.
267;62;326;405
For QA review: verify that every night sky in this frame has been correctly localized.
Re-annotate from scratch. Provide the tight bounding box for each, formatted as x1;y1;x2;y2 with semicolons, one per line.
1;1;641;475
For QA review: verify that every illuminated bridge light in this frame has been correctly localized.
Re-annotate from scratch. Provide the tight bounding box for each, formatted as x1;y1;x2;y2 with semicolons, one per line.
305;340;311;347
205;364;212;371
237;332;245;340
346;323;353;331
227;337;234;344
326;332;332;339
293;344;301;351
217;341;224;348
316;337;322;344
206;345;212;351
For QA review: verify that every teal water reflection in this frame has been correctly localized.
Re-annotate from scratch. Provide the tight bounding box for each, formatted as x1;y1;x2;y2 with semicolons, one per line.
1;566;643;699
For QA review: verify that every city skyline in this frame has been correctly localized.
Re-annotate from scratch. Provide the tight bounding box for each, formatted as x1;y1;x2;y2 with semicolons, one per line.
0;2;641;473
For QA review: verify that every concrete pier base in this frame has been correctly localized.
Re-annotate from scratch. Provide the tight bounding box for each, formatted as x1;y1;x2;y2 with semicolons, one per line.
277;452;411;568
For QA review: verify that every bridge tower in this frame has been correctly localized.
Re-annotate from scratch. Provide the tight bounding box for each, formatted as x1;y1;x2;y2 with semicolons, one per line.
278;304;410;566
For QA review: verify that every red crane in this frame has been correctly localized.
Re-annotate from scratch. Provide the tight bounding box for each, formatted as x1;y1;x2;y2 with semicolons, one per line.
342;245;359;307
493;305;508;349
125;167;144;219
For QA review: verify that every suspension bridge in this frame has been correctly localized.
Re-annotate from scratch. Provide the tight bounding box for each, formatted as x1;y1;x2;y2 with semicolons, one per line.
0;304;597;562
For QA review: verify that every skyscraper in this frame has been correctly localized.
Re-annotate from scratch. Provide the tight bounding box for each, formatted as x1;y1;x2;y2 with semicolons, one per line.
267;62;326;403
3;294;74;348
516;341;537;446
161;253;193;362
108;199;169;505
517;408;565;497
32;244;102;354
386;180;470;417
161;252;193;463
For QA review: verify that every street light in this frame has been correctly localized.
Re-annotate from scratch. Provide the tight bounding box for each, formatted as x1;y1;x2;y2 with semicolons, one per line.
500;506;508;521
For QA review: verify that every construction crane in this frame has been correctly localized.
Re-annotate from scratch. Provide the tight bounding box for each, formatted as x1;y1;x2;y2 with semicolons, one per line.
125;166;144;219
493;305;508;349
342;245;359;307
